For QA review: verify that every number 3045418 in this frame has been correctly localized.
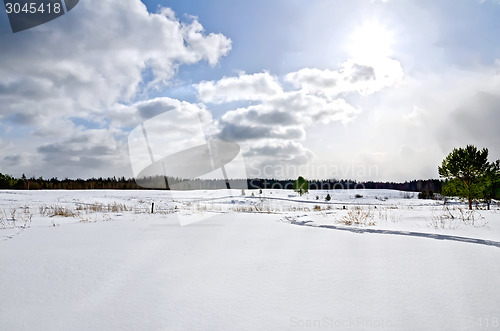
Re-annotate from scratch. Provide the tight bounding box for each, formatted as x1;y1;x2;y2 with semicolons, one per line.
5;2;62;14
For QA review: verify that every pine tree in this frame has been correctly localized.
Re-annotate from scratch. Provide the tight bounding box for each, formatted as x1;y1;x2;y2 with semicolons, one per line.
482;160;500;210
438;145;495;210
294;176;308;196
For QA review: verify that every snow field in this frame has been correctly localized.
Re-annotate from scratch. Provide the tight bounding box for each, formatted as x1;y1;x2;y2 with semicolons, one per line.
1;189;499;330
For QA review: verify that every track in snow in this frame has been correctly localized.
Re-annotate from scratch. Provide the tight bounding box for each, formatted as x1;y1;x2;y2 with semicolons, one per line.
290;219;500;248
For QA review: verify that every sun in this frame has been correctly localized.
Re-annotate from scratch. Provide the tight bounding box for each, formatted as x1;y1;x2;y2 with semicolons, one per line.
347;21;395;59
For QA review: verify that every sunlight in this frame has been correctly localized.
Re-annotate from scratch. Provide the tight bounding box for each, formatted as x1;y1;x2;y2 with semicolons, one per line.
347;21;395;59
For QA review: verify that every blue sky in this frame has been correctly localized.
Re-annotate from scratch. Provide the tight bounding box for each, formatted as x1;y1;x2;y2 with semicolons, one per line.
0;0;499;181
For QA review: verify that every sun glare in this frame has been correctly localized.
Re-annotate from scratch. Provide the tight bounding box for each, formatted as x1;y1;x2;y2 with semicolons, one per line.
347;21;395;59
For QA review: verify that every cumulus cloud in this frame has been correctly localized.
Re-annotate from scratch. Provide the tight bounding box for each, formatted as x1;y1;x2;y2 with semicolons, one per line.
197;71;283;103
215;92;360;171
0;0;231;177
126;97;211;124
285;57;403;97
197;58;399;174
124;97;217;178
219;121;306;141
0;0;231;123
243;140;315;176
34;128;129;178
244;140;314;160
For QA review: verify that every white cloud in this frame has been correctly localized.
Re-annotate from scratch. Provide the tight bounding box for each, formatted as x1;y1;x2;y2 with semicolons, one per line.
126;97;214;177
0;0;231;122
111;96;211;127
194;58;392;172
305;63;500;182
34;128;129;178
215;91;360;172
7;0;496;182
197;71;283;103
404;106;429;127
193;63;368;173
268;92;360;125
244;140;315;174
285;57;403;97
198;58;400;174
181;20;233;67
0;0;231;177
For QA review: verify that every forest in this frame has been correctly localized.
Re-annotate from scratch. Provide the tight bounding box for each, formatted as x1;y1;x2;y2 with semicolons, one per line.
0;172;442;194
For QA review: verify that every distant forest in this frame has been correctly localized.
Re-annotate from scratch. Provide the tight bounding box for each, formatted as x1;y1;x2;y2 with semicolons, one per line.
0;173;442;194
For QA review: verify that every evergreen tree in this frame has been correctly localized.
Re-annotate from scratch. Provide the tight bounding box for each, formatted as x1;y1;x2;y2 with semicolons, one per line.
438;145;494;210
294;176;308;196
482;160;500;210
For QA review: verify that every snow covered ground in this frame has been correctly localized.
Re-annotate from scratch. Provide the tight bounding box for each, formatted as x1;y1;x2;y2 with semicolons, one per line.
1;189;499;330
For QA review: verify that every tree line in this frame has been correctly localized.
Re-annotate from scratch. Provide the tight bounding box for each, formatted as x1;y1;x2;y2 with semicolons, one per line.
2;145;496;209
0;174;140;190
0;172;442;194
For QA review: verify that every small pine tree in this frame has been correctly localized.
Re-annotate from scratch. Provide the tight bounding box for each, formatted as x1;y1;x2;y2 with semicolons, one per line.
293;176;308;196
325;193;331;201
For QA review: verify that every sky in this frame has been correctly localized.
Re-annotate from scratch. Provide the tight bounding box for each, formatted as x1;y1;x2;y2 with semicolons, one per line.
0;0;499;182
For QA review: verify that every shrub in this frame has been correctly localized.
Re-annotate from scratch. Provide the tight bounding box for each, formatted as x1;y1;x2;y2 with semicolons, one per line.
338;207;375;226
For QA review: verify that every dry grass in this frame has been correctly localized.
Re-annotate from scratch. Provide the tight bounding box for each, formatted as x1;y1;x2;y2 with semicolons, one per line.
1;207;32;229
232;205;275;213
428;206;487;229
338;207;376;226
76;202;130;213
39;202;133;221
377;207;401;223
39;205;77;217
178;200;318;214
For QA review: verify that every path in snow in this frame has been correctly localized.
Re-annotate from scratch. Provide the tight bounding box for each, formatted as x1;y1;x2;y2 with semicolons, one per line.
290;219;500;248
